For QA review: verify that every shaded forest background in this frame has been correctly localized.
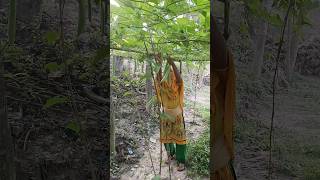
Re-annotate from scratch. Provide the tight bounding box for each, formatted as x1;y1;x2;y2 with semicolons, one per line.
1;0;109;180
213;0;320;179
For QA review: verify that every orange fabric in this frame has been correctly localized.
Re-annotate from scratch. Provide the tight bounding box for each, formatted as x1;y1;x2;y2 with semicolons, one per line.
156;67;186;145
213;166;235;180
211;49;236;179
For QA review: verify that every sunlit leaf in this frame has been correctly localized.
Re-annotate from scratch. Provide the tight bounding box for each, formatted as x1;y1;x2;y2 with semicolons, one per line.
44;96;68;108
45;62;61;72
44;31;59;45
146;95;158;109
123;91;132;97
161;62;170;83
66;121;81;134
151;175;161;180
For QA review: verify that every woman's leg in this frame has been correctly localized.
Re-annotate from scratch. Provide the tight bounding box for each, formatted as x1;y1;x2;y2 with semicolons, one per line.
176;144;186;171
164;143;175;156
164;143;176;164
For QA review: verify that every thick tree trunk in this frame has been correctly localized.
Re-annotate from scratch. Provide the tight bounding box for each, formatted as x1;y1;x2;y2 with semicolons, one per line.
100;0;105;36
16;0;42;23
0;48;16;180
8;0;16;44
77;0;87;36
285;15;300;83
87;0;91;22
285;15;292;81
250;21;267;80
246;0;270;80
289;34;299;78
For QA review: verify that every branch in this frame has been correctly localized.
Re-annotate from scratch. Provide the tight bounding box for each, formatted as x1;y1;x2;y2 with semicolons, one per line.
82;86;109;104
268;1;293;179
110;47;210;62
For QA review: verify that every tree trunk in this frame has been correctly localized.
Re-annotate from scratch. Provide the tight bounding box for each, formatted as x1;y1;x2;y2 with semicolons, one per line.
105;0;109;36
128;59;132;74
246;0;270;80
0;48;16;180
115;56;123;76
16;0;42;23
285;15;299;83
110;101;116;157
141;62;144;73
8;0;16;44
112;56;116;75
146;63;152;111
250;21;267;80
77;0;87;36
87;0;91;22
284;14;292;80
134;59;137;74
289;33;299;79
100;0;105;36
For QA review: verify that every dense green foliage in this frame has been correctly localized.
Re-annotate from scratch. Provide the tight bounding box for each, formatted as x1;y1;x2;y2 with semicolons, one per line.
243;0;319;30
111;0;210;65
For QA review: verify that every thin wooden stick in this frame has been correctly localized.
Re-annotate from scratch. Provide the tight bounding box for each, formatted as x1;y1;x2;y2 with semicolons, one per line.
268;1;293;179
143;43;164;176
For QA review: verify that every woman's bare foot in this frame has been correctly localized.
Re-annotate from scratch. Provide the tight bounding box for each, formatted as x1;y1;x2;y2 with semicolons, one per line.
177;163;185;171
165;155;175;164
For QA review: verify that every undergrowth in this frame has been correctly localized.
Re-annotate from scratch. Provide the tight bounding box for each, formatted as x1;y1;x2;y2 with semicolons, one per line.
186;102;210;177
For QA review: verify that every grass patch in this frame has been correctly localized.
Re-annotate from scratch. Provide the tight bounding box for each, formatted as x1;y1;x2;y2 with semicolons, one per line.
235;117;320;179
185;101;210;177
303;164;320;180
187;128;210;177
185;99;210;124
235;118;269;151
273;131;320;178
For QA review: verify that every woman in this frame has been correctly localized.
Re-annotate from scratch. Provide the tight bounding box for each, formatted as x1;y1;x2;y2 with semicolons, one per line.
155;54;187;171
211;14;237;179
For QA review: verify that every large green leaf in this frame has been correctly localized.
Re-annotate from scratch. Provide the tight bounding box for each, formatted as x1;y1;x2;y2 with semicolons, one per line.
111;0;209;67
44;62;62;72
146;95;158;109
267;14;283;27
43;31;59;45
66;121;81;135
161;62;170;83
151;175;161;180
44;96;68;108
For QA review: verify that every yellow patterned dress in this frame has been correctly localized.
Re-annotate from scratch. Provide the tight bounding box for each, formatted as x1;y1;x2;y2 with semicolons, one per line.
211;49;236;179
155;68;187;164
156;69;186;145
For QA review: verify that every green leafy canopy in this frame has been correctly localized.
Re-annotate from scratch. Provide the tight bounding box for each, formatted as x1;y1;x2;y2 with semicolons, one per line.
111;0;210;64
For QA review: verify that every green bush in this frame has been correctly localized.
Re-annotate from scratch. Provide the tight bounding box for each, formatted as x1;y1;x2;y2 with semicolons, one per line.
186;129;210;177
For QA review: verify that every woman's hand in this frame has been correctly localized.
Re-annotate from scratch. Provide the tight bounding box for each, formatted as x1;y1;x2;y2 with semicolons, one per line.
155;53;162;64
